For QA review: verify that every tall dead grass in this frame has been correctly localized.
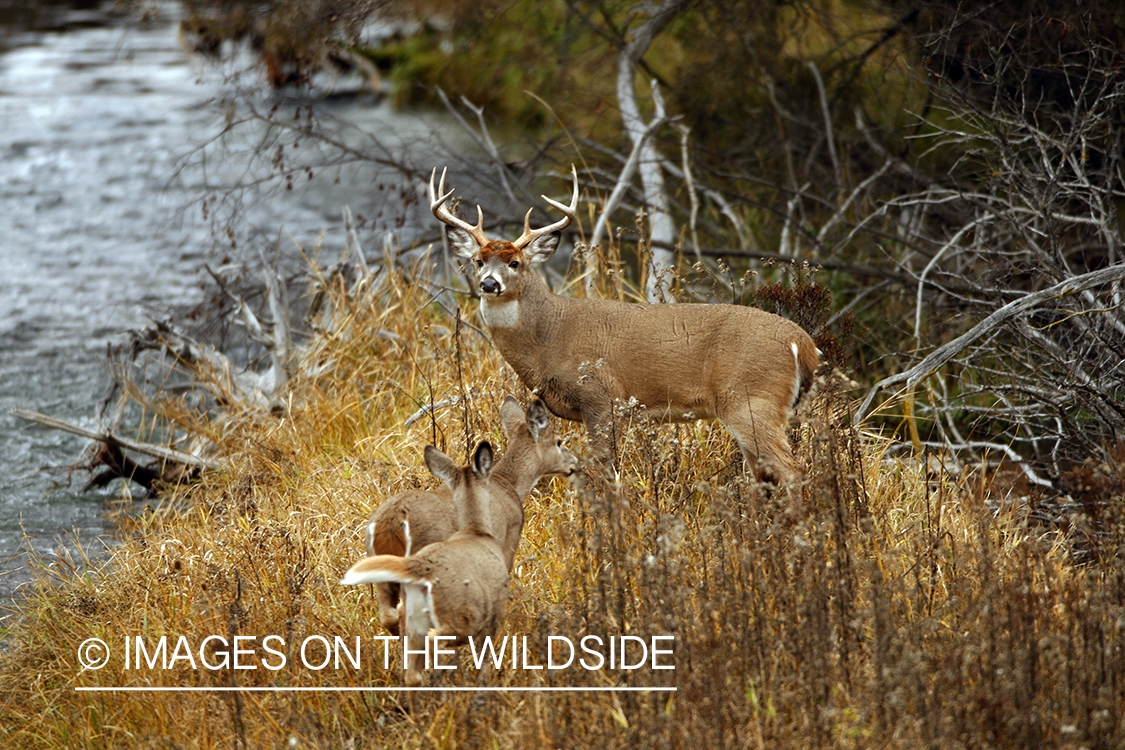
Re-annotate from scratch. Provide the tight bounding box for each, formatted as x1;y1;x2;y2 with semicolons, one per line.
0;257;1121;749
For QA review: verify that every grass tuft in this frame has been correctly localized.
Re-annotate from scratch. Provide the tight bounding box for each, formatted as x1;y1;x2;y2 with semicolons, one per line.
1;261;1122;748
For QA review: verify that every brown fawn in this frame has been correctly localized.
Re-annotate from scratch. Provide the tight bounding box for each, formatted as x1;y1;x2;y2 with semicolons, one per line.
341;441;509;687
364;396;577;635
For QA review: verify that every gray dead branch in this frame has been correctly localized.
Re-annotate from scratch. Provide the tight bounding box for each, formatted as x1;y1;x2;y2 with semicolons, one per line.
610;0;690;303
855;263;1125;424
855;262;1125;487
403;390;503;429
589;80;670;264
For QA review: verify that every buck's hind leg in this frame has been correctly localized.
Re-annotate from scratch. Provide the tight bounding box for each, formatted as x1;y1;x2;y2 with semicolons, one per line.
720;399;799;486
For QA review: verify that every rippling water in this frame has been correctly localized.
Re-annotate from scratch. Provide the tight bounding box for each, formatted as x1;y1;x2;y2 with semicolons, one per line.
0;4;215;602
0;2;473;602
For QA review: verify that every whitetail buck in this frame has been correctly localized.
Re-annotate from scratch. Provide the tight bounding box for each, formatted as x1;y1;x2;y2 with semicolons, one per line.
341;441;509;687
429;166;820;483
365;396;577;635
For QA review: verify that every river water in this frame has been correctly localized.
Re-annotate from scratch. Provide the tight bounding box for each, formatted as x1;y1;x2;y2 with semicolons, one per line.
0;1;472;601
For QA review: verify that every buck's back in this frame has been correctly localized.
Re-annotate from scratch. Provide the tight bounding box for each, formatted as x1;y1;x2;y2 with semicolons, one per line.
494;297;813;419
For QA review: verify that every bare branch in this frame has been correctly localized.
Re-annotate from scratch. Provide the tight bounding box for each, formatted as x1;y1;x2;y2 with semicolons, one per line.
856;263;1125;422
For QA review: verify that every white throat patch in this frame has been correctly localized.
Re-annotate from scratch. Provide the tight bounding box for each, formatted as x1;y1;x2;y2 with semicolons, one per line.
481;298;519;328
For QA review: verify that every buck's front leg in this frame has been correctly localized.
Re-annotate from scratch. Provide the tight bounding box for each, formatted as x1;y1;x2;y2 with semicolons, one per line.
581;407;618;472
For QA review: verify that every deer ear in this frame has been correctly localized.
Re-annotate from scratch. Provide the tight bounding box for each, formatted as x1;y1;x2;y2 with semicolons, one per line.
523;231;560;264
423;445;458;484
445;226;479;259
472;441;494;479
526;399;550;442
499;396;524;439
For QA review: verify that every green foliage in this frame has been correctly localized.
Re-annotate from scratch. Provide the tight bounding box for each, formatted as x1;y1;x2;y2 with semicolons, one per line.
389;0;609;130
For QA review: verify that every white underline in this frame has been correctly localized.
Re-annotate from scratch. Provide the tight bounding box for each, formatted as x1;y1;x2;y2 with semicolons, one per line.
75;686;676;693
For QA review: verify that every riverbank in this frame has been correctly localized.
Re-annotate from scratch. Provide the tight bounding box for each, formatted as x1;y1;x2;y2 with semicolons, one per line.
0;256;1119;748
0;0;471;603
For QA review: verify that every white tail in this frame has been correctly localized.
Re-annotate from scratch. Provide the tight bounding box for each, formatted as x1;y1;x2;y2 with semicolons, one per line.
365;396;577;635
430;166;820;483
342;441;510;687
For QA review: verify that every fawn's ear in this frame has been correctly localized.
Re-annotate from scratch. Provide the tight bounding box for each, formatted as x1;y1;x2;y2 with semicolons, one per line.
499;395;524;439
526;399;550;442
472;441;494;480
423;445;458;485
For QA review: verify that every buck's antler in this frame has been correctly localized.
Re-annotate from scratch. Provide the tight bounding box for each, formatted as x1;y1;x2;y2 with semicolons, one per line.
512;165;579;250
429;167;490;247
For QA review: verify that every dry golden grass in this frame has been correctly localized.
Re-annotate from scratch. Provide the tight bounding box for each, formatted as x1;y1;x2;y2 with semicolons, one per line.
0;260;1122;749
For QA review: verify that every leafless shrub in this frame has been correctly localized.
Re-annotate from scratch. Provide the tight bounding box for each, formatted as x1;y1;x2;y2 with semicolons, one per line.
858;23;1125;483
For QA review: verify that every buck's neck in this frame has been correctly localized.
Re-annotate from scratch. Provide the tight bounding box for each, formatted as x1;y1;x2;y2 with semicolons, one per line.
482;272;571;399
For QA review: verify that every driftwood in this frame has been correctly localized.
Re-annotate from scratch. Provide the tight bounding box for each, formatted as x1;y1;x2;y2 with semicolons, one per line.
12;235;386;494
11;409;220;469
12;408;220;492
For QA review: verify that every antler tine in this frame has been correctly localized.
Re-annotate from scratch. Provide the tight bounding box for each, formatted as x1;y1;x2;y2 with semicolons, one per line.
429;167;490;247
513;165;579;249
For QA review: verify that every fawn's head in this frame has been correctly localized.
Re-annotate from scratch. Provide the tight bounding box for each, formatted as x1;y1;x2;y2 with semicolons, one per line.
424;441;495;534
499;395;579;479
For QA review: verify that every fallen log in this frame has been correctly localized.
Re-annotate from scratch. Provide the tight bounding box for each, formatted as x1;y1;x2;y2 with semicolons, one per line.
11;408;221;493
11;409;222;470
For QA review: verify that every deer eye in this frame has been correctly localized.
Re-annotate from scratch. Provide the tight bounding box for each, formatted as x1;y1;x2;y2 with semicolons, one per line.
474;259;483;269
509;260;520;269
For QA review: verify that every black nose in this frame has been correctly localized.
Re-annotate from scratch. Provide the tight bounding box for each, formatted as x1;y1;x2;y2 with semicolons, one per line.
480;278;501;295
